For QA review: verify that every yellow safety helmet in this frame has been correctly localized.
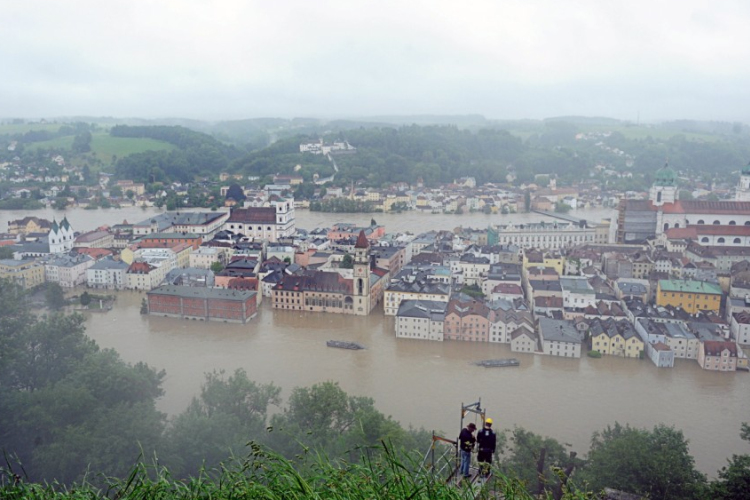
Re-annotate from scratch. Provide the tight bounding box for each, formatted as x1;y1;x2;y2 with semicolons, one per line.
485;417;493;425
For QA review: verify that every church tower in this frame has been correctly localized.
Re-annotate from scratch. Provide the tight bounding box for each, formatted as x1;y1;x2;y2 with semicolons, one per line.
48;217;75;254
736;161;750;202
352;230;371;315
649;162;678;207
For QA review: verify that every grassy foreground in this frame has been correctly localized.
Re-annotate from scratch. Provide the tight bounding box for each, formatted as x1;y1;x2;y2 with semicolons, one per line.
0;443;592;500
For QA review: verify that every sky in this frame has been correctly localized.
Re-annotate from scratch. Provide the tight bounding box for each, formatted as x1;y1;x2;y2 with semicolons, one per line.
2;0;750;122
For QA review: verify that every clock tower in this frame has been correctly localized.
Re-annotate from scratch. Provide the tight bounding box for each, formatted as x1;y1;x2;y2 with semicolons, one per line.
353;230;371;315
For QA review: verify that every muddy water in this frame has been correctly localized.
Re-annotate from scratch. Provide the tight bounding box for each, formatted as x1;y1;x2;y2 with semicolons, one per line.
85;292;749;476
0;206;616;234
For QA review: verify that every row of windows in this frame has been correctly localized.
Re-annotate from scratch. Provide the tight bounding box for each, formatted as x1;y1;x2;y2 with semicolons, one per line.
663;292;719;300
229;225;275;231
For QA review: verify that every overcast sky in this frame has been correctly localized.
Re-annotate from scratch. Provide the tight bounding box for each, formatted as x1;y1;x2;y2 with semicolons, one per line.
3;0;749;122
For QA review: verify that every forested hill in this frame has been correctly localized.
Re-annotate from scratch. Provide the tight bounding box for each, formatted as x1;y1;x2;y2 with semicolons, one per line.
112;125;243;183
95;120;750;188
228;122;750;189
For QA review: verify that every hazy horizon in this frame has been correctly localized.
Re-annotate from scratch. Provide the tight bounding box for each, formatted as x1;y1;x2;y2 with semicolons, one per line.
3;0;750;122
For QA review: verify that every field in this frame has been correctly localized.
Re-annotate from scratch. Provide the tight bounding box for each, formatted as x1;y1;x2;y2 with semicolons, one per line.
0;122;65;134
25;132;176;167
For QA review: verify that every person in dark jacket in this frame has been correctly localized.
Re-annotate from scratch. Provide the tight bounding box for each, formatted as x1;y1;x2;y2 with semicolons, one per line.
458;422;476;478
476;417;496;477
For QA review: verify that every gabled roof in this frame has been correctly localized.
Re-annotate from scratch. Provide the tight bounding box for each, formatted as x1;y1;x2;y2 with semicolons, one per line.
703;340;737;357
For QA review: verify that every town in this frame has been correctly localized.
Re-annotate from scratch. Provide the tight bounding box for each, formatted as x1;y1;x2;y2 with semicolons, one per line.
2;160;750;374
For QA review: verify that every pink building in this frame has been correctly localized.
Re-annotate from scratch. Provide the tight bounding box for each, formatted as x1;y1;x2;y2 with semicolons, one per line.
327;223;385;242
444;297;491;342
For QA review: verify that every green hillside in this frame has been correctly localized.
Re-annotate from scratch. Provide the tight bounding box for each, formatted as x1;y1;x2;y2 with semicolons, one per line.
25;132;176;166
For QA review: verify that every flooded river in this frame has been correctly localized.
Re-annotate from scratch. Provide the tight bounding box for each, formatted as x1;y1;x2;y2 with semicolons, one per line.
3;206;748;475
85;292;749;476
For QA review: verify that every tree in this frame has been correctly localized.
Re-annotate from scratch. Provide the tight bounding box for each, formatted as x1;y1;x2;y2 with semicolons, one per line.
110;186;123;197
71;131;92;153
710;423;750;499
80;291;91;307
679;190;694;201
555;202;572;213
499;427;578;495
341;253;354;269
225;183;246;203
45;282;66;310
270;381;415;461
0;246;13;259
0;279;166;485
210;261;224;274
82;164;92;183
580;423;706;500
161;369;280;478
140;298;148;315
524;190;531;212
126;189;135;200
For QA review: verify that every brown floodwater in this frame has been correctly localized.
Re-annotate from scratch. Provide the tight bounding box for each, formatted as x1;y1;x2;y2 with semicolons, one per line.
85;292;749;476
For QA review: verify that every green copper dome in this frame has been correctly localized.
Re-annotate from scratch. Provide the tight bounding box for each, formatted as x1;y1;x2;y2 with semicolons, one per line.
653;162;677;187
742;161;750;176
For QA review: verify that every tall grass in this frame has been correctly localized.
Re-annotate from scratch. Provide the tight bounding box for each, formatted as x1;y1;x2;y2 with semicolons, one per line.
0;442;593;499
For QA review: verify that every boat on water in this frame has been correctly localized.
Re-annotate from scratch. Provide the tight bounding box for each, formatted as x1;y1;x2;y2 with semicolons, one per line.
326;340;366;350
473;358;519;368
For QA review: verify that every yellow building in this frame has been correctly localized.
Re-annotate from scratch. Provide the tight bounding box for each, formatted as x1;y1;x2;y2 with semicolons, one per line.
7;216;51;235
523;249;565;276
589;319;644;358
0;258;45;289
656;280;722;314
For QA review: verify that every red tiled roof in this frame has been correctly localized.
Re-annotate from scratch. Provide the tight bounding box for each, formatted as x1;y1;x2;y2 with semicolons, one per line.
127;261;155;274
652;342;671;351
74;247;112;259
661;200;750;215
703;340;737;357
228;207;276;224
493;283;524;294
534;296;563;308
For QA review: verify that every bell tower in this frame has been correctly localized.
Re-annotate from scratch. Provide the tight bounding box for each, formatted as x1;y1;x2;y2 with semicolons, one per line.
737;161;750;202
353;230;371;315
649;161;678;207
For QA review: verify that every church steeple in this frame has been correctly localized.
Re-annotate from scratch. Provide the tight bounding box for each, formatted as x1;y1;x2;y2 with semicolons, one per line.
650;160;678;207
736;160;750;201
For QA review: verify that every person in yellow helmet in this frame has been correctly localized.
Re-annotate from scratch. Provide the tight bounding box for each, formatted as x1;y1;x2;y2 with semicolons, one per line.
476;417;496;477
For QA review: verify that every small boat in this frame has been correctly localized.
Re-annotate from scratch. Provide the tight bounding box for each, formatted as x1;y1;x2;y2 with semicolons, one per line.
473;358;519;368
326;340;366;350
